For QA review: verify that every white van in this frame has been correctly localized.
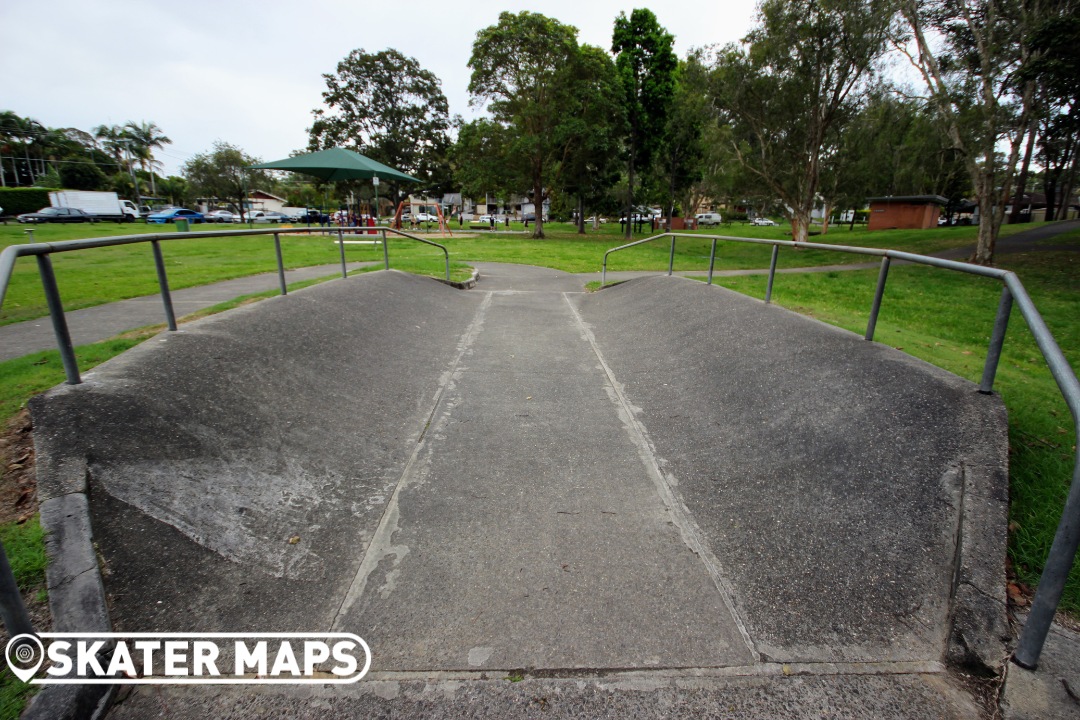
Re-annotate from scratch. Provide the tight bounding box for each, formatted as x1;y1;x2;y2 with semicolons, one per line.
696;212;722;226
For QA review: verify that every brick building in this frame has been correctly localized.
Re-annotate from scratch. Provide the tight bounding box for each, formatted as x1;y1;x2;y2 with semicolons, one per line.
867;195;947;231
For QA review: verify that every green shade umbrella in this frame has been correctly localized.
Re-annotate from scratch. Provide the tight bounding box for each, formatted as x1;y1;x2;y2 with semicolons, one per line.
251;147;419;223
250;147;420;183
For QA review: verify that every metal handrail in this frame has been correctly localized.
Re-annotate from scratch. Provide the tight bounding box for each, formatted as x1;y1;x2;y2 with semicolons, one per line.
0;224;450;384
602;231;1079;669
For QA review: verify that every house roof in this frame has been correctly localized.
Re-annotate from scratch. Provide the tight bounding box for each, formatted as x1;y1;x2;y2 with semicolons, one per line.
867;195;949;205
249;190;287;202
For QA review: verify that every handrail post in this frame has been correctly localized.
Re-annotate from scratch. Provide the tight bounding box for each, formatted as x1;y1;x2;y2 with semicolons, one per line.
601;256;607;287
273;232;287;295
1015;454;1080;668
707;238;717;285
668;235;675;276
865;256;891;341
36;254;80;384
151;240;177;331
444;250;450;282
765;245;779;303
382;229;389;270
979;286;1013;394
0;541;35;642
337;229;347;278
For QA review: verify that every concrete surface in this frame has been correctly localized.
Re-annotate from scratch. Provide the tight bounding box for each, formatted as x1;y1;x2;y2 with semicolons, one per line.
1002;613;1080;719
29;265;1016;717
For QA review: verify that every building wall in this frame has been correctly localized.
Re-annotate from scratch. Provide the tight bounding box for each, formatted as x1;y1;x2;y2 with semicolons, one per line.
867;202;940;231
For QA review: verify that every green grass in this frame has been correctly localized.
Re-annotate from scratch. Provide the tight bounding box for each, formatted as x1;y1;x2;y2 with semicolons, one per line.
0;220;1050;327
0;515;47;719
706;250;1080;611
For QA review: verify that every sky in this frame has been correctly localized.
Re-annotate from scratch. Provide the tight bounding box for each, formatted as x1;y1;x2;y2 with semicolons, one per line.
0;0;759;177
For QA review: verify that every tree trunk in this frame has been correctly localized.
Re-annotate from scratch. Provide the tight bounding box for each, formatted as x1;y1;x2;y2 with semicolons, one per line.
821;203;831;235
577;194;585;234
625;145;635;240
972;171;999;264
532;170;545;240
791;211;811;243
1009;122;1037;224
1060;150;1079;221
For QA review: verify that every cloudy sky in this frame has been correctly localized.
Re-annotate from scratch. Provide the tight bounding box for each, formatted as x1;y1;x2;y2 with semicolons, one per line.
2;0;760;177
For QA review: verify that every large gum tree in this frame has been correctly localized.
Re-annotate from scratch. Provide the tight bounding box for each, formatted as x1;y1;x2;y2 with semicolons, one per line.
715;0;894;243
309;48;451;201
467;11;579;239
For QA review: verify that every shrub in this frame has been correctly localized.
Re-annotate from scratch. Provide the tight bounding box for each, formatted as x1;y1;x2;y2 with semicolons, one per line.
0;188;56;216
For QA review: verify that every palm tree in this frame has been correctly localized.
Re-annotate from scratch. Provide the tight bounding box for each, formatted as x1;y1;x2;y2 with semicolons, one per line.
124;121;171;194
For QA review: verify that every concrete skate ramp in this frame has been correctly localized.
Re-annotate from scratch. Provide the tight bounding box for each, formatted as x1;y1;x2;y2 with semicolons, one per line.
31;268;1008;677
32;271;485;632
573;276;1008;663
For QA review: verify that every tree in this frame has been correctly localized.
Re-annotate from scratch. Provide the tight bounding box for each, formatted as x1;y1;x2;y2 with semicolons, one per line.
612;9;678;238
553;45;625;233
821;87;970;227
309;48;451;201
468;11;579;238
183;142;270;221
715;0;894;243
1024;9;1080;220
123;121;171;195
659;54;709;223
59;159;107;190
451;118;516;205
898;0;1048;263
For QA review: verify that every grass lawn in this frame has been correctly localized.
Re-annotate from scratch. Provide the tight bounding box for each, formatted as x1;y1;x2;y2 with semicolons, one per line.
705;249;1080;612
0;515;47;719
0;219;1051;326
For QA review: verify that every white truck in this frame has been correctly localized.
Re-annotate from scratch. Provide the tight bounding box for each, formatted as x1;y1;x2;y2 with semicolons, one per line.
49;191;139;222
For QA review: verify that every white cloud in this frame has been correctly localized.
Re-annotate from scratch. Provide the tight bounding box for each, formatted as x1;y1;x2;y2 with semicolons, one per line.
1;0;758;176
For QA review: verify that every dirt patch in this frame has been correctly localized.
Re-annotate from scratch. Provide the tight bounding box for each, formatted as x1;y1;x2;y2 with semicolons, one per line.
0;409;37;525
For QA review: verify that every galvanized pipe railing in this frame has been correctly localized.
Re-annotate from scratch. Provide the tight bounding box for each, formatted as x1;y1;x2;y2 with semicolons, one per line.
602;231;1079;668
0;225;450;385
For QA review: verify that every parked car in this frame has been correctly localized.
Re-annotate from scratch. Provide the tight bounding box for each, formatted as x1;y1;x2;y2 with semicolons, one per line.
241;211;277;223
17;207;94;223
750;217;777;226
523;212;548;222
415;212;437;222
583;216;607;224
263;211;291;223
146;208;205;224
477;214;497;223
205;210;237;223
618;213;648;223
696;212;723;226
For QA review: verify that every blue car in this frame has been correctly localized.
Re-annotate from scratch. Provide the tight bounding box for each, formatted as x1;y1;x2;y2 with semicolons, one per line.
147;208;205;224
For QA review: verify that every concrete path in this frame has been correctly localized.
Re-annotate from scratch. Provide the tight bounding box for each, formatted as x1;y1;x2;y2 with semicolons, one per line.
30;266;1014;717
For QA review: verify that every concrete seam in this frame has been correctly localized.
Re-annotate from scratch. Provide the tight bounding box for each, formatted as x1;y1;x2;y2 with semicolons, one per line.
364;659;947;682
329;291;494;630
560;292;759;661
946;463;968;640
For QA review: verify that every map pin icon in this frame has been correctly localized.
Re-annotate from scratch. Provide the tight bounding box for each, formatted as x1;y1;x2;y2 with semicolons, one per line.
6;634;44;683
